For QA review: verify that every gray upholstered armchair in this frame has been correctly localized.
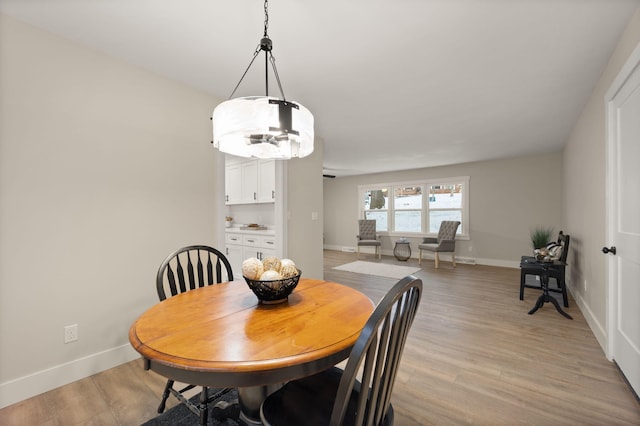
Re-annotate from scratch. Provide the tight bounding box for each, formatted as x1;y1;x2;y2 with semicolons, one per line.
357;219;381;259
418;221;461;268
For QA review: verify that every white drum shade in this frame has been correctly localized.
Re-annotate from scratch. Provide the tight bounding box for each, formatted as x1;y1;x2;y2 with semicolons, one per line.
212;96;314;159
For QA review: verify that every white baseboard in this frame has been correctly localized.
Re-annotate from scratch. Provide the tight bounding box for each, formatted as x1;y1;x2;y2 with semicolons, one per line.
322;246;523;268
324;244;353;252
474;257;520;268
0;344;139;409
567;283;608;357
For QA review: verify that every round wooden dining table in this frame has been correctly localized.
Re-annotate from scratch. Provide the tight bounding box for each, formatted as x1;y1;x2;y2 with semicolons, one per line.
129;278;375;424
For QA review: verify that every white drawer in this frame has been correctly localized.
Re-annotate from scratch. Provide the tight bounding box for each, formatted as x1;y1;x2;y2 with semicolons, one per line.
225;233;242;244
243;235;261;246
262;238;276;249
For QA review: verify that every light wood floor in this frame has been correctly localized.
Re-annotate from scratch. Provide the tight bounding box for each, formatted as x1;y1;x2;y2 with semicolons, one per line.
2;250;639;425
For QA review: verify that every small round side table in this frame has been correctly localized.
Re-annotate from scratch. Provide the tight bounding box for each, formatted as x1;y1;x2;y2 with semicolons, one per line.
394;240;411;261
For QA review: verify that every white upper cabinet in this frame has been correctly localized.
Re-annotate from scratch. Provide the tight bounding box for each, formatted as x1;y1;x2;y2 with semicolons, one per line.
224;163;242;204
241;160;258;203
258;160;276;203
225;158;276;205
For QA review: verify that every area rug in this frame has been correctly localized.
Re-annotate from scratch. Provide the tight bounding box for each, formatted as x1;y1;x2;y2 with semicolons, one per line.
141;389;240;426
332;261;421;279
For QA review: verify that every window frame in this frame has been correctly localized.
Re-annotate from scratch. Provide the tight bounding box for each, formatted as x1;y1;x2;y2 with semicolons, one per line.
359;176;470;239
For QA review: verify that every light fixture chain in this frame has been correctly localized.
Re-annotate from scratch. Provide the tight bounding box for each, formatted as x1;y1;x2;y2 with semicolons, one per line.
263;0;269;37
222;0;286;101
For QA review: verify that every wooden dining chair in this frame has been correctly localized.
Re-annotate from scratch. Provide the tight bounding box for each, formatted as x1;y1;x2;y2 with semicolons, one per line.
155;245;234;425
260;274;423;426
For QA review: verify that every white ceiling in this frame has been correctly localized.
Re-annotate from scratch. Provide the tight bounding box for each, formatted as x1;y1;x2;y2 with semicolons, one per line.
1;0;638;177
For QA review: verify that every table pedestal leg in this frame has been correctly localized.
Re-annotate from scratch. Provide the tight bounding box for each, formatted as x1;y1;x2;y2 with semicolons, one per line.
238;384;283;425
545;293;573;319
528;294;544;315
528;265;573;319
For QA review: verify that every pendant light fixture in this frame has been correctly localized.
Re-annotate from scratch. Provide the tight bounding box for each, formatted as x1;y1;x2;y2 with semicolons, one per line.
212;0;314;159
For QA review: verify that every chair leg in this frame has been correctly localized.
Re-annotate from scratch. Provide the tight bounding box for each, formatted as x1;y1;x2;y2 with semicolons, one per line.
158;379;174;413
559;278;569;308
378;246;381;260
451;252;456;268
199;386;208;425
435;253;440;269
418;248;422;265
520;272;526;301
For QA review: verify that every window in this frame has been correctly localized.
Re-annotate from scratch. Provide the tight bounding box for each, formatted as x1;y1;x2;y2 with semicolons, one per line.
359;177;469;237
394;186;422;233
428;183;463;233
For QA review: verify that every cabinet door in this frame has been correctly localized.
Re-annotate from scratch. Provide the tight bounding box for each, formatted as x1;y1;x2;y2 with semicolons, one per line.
225;163;242;205
242;246;276;262
243;246;262;261
260;247;276;260
258;160;276;203
241;161;258;203
225;244;244;277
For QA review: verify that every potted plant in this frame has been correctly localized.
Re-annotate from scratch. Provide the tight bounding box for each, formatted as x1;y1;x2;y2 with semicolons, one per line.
225;216;233;228
530;226;554;249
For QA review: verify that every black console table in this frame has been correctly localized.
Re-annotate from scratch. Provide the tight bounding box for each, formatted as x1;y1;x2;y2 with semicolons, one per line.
524;259;572;319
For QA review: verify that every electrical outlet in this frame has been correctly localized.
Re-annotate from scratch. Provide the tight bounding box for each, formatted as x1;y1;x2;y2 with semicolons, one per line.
64;324;78;343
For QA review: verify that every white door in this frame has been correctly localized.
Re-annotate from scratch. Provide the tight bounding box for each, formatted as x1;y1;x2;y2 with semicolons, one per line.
606;43;640;396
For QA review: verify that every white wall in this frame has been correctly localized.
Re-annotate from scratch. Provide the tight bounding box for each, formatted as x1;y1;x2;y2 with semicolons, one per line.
286;138;325;280
563;6;640;350
0;14;224;407
323;152;563;267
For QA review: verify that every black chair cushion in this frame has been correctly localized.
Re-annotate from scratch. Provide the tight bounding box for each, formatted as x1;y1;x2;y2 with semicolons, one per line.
261;367;393;426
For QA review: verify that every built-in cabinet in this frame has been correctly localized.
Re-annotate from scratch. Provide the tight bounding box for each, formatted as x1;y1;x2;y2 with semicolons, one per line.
225;231;276;275
224;156;278;276
225;158;275;205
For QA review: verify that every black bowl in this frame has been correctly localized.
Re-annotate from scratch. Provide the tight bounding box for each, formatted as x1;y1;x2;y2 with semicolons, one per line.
243;270;301;304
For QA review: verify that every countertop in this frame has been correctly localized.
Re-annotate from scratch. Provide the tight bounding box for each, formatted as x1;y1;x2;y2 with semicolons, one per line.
225;226;275;236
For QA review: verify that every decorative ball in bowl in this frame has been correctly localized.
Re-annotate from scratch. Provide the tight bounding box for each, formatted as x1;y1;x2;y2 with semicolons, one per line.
242;256;301;304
